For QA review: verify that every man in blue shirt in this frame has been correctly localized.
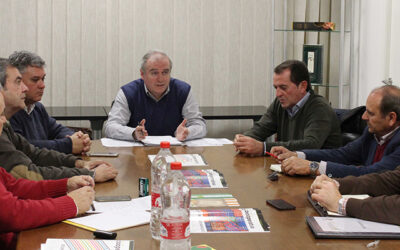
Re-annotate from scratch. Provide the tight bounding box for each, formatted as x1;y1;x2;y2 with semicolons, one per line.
272;85;400;178
9;51;91;154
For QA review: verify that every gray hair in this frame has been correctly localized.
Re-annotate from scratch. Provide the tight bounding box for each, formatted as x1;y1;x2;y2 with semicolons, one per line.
0;58;10;88
140;50;172;73
8;50;46;74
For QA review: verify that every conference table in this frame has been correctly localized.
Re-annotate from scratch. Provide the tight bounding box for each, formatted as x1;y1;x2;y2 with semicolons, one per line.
16;142;400;249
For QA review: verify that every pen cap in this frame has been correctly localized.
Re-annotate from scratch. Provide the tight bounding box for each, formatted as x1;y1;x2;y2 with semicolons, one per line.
170;162;182;170
160;141;170;148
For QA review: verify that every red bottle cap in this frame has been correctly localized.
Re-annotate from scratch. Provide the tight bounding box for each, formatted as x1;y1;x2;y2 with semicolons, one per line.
170;162;182;170
160;141;170;148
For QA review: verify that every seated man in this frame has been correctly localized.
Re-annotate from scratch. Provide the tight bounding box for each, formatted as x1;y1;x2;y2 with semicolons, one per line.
272;85;400;178
104;50;206;141
0;170;95;249
310;168;400;225
8;51;91;154
234;60;341;157
0;59;117;181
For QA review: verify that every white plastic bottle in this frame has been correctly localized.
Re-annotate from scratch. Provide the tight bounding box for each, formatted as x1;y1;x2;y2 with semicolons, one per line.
160;162;191;250
150;141;174;240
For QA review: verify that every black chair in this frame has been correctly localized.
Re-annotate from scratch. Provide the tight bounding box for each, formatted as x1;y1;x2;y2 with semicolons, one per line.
335;106;367;145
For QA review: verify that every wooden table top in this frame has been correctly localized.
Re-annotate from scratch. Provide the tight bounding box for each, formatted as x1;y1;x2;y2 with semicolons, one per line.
16;142;400;250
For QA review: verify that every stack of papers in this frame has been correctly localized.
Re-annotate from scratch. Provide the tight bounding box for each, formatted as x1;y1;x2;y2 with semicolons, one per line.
41;238;134;250
64;196;151;232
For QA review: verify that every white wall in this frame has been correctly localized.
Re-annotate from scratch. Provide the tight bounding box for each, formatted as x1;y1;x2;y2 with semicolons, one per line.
0;0;272;137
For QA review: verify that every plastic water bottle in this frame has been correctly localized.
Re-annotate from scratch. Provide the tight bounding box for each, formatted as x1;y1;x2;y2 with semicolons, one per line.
150;141;174;240
160;162;191;250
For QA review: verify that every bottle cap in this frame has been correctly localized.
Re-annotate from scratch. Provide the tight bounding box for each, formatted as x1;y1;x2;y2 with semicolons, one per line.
160;141;170;148
170;162;182;170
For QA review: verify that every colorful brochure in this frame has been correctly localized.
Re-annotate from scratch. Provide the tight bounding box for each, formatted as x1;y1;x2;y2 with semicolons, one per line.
41;239;134;250
181;169;227;188
190;208;269;233
191;193;240;207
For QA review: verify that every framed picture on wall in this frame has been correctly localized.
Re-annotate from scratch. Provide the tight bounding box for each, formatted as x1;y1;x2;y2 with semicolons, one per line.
302;44;323;85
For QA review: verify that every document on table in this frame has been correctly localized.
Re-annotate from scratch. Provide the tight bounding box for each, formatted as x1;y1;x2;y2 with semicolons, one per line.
190;208;269;233
181;169;227;188
307;216;400;239
184;138;233;147
64;196;151;231
141;136;182;146
148;154;208;167
191;193;240;207
270;164;282;172
41;238;134;250
87;195;150;214
101;138;143;147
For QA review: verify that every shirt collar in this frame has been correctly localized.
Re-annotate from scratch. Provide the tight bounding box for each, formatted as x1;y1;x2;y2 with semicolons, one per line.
286;91;311;118
374;125;400;145
24;103;36;115
143;84;170;102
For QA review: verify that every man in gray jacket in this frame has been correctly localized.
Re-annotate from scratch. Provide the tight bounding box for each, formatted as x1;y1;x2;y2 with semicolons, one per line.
0;58;118;181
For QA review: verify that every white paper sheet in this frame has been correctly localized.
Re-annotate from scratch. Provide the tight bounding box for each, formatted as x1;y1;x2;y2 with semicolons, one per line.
314;217;400;233
88;196;150;214
270;164;282;172
101;138;143;147
141;136;182;146
147;154;207;166
184;138;233;147
67;207;150;231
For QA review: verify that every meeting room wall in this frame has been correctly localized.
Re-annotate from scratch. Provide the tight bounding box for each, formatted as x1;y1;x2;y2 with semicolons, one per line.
0;0;272;138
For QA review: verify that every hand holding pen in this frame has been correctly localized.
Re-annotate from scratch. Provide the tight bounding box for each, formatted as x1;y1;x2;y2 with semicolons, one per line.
133;119;148;140
66;176;95;215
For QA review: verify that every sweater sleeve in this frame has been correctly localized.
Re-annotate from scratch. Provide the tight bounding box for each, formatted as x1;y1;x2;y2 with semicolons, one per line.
28;103;74;154
0;168;77;233
243;101;278;141
0;124;90;180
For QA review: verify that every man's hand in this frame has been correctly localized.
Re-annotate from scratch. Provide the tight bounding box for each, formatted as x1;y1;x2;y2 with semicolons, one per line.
133;119;148;140
69;131;91;154
281;156;312;176
93;164;118;182
311;178;342;213
176;119;189;141
310;174;336;193
67;186;95;215
233;134;263;156
270;146;297;161
67;175;94;192
81;160;112;170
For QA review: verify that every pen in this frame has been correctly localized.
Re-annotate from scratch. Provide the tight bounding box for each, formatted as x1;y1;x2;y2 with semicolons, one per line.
91;203;96;211
265;151;278;159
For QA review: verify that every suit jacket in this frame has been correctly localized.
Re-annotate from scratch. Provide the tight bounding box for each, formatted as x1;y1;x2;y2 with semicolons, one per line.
339;166;400;225
302;127;400;177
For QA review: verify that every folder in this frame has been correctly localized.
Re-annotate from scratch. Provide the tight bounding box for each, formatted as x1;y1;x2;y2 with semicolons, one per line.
306;216;400;239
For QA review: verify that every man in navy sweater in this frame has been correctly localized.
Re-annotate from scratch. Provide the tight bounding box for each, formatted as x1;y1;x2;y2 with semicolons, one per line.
104;50;206;141
271;85;400;178
8;51;91;154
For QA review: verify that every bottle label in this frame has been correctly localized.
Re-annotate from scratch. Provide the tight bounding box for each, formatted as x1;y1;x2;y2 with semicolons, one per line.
160;221;190;240
151;192;161;208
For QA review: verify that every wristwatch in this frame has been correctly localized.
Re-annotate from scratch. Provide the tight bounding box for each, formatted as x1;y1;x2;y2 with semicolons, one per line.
309;161;320;176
